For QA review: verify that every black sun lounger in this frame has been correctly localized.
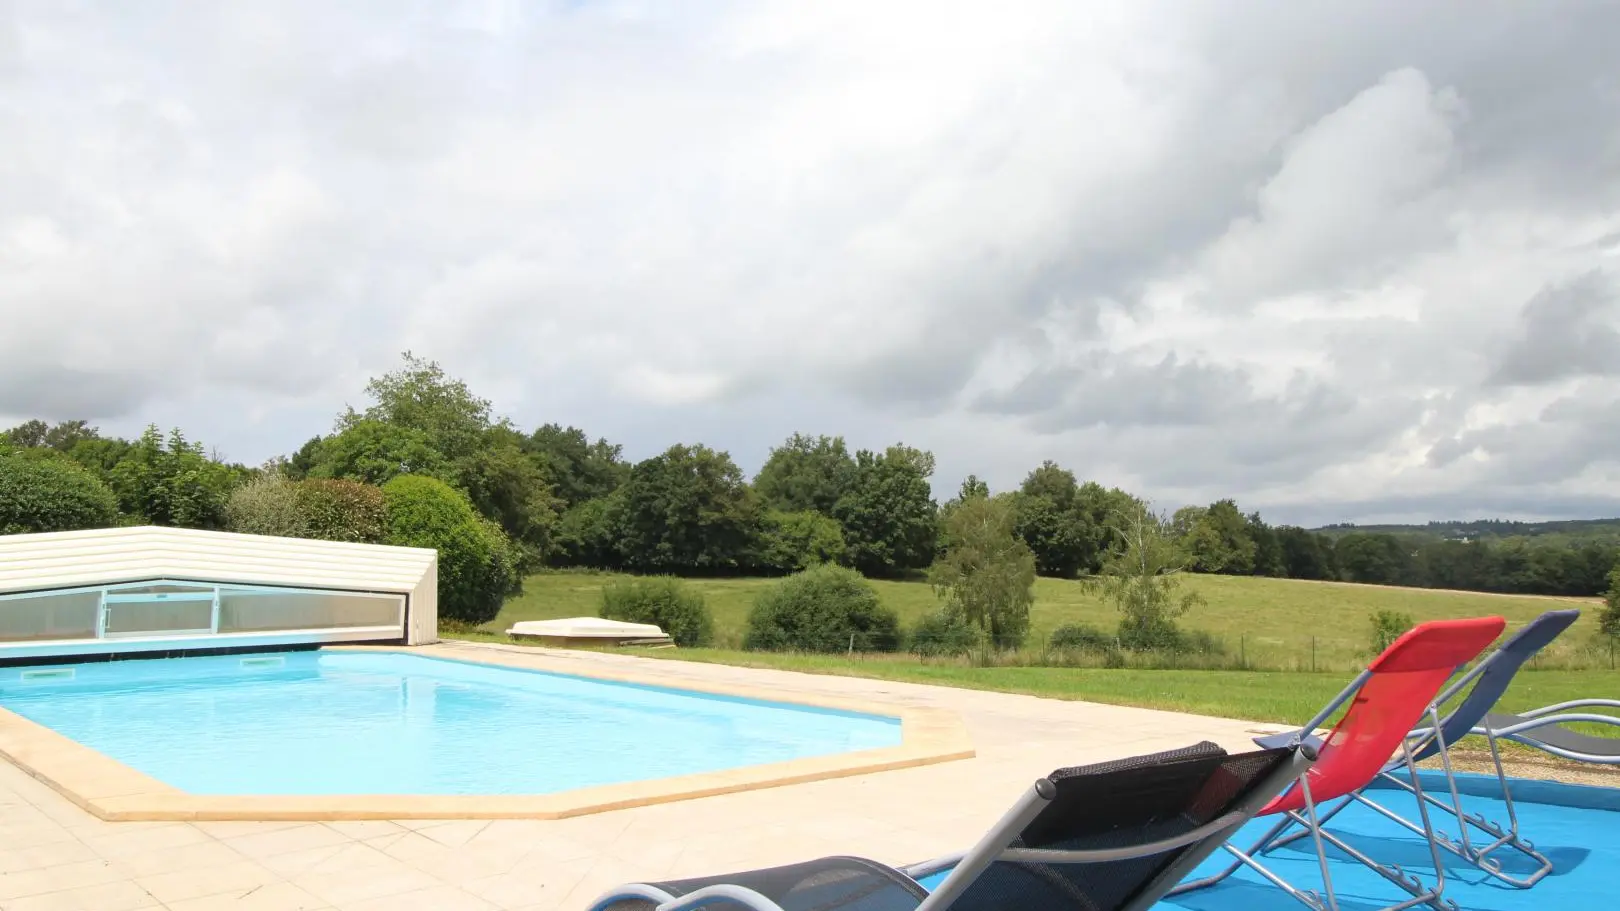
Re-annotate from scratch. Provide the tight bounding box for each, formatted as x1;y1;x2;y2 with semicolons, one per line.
587;739;1313;911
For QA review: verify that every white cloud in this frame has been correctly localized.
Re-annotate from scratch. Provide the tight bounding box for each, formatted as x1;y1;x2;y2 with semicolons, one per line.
1;0;1617;523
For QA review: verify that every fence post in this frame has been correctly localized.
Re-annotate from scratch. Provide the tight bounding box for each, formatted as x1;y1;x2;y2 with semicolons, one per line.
1240;635;1246;670
848;633;855;657
1311;636;1316;674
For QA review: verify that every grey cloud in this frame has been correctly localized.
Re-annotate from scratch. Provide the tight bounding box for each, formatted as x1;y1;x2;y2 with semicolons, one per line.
1488;271;1620;386
0;364;154;420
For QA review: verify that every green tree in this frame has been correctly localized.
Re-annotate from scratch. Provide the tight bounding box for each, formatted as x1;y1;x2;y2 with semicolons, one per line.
1180;499;1258;574
344;351;492;461
551;495;625;569
455;428;561;567
1086;502;1205;650
1245;511;1287;577
755;509;848;573
752;433;857;516
616;444;760;572
381;475;517;625
225;474;308;538
525;423;630;509
0;454;120;534
107;426;242;528
304;420;449;487
1276;525;1335;580
1335;532;1413;585
295;479;389;543
1010;464;1136;578
833;444;939;577
928;494;1036;650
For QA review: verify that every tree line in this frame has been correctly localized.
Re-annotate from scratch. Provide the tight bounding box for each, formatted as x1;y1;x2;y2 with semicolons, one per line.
3;353;1618;624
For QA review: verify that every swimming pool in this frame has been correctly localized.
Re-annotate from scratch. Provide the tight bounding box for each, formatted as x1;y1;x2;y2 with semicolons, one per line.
0;650;904;796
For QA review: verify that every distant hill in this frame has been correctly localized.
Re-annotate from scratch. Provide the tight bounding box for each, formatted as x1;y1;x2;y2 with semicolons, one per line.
1311;518;1620;543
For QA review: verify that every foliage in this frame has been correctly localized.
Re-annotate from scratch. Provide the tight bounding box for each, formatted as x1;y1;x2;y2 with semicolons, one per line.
929;494;1036;650
455;429;561;567
1277;525;1336;580
909;608;979;657
744;564;901;653
1048;623;1116;653
753;433;857;516
1334;532;1414;585
1;419;101;452
295;478;389;543
346;351;492;462
1086;503;1206;651
1369;609;1416;654
1601;566;1620;639
304;419;449;487
552;496;624;568
755;509;847;573
1011;464;1137;578
107;426;242;529
615;444;759;572
1178;499;1259;575
225;473;308;538
525;423;630;509
0;454;120;534
832;444;939;577
599;576;714;647
381;475;518;625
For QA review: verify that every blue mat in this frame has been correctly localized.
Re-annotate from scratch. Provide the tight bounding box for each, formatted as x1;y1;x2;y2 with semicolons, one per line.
915;774;1618;911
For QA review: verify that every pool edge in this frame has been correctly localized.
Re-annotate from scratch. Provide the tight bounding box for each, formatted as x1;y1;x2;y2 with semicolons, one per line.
0;644;976;821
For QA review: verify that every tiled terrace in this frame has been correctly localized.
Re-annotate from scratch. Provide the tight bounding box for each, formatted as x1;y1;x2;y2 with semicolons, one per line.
0;643;1282;910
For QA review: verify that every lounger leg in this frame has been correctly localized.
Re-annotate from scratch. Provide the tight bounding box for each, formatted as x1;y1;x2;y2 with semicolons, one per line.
1166;814;1299;896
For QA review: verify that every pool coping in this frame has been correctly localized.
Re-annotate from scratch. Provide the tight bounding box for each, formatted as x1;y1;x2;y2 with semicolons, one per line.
0;644;975;821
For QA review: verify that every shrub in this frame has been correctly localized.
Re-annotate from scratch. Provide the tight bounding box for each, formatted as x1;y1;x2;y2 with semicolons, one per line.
382;474;518;625
1369;609;1415;654
600;576;714;647
296;478;388;543
755;509;847;573
744;564;902;653
225;473;307;537
910;609;978;657
1048;623;1116;653
0;454;120;534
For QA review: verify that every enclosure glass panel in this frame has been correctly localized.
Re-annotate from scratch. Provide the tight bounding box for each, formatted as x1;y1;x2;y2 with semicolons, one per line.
0;591;100;642
103;599;214;635
217;589;402;633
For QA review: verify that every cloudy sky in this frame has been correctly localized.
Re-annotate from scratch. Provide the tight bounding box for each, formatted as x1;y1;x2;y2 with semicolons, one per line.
2;1;1618;525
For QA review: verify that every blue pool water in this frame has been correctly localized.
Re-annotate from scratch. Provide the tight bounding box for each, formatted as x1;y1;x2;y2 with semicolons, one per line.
0;650;902;795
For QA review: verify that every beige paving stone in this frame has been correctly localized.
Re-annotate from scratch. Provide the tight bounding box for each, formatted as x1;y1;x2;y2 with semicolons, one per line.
163;881;331;911
112;839;253;879
133;860;282;906
0;859;128;902
0;839;102;875
339;883;499;911
221;823;355;860
0;879;160;911
290;857;442;906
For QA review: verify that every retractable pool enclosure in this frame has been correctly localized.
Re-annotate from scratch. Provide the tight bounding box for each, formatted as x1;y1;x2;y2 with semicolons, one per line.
0;526;438;661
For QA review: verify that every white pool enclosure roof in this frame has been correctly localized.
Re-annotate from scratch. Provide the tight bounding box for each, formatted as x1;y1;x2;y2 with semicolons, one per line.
0;526;439;660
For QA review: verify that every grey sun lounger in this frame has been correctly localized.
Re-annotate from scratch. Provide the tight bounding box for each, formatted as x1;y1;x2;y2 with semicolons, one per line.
587;739;1314;911
1478;704;1620;762
1262;608;1583;890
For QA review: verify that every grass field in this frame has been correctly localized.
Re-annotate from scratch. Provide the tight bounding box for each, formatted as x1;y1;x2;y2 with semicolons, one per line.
486;570;1613;673
463;570;1620;731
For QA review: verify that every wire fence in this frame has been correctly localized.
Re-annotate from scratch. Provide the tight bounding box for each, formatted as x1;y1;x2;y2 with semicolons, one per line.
707;627;1620;674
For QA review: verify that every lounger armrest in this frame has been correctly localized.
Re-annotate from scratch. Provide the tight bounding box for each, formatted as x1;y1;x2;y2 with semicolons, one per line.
996;809;1253;865
586;884;678;911
1482;712;1620;738
1515;699;1620;720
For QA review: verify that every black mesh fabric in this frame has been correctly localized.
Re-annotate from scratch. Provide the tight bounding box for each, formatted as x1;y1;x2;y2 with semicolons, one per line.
620;855;930;911
946;742;1294;911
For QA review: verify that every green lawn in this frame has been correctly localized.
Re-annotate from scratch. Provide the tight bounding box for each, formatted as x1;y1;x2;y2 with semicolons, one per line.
486;570;1612;673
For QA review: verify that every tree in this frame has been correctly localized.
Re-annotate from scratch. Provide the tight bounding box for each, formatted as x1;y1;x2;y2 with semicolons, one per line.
1;419;101;451
525;423;630;509
1335;532;1413;585
107;426;242;529
755;509;847;573
833;444;939;577
615;444;760;572
928;494;1036;650
1086;502;1205;650
0;454;120;534
1245;511;1287;577
295;479;389;543
345;351;492;462
381;475;517;625
752;433;857;516
455;428;561;567
1180;499;1258;574
225;474;308;538
303;419;450;487
1276;526;1335;580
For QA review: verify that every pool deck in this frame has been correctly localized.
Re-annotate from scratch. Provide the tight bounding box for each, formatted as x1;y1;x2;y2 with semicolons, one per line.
0;642;1289;910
